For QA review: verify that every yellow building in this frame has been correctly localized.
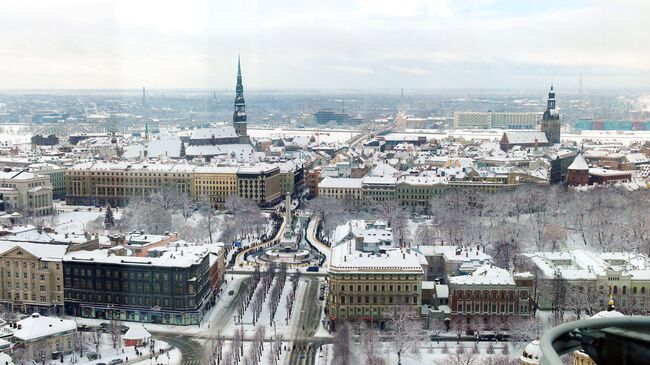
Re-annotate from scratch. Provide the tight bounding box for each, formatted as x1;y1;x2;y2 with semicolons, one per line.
194;166;238;208
0;242;66;315
327;239;424;328
65;161;195;207
65;162;285;208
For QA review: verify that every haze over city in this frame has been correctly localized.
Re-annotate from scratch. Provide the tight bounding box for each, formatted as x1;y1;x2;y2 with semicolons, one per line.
2;0;650;89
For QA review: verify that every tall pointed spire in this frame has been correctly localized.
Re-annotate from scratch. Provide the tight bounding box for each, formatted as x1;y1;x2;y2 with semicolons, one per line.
237;53;242;78
233;53;248;137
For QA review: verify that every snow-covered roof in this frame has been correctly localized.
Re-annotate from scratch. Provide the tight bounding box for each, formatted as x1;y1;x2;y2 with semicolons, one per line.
64;245;209;268
370;163;398;177
330;243;424;274
588;168;631;177
361;175;397;185
503;131;549;145
435;284;449;298
318;177;363;189
123;324;151;340
414;245;492;263
0;241;67;261
189;127;238;140
13;313;76;342
568;154;589;170
449;264;515;286
523;250;650;281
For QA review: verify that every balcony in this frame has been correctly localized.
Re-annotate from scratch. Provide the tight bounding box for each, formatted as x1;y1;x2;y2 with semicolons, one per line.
539;316;650;365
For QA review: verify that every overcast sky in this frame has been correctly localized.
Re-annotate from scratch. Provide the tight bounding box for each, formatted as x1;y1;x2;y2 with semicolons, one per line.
0;0;648;90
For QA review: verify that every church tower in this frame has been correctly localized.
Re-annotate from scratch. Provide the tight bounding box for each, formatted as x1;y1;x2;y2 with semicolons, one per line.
541;85;561;144
233;54;248;137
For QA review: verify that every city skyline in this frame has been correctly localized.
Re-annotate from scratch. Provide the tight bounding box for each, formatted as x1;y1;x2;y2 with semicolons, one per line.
1;0;649;90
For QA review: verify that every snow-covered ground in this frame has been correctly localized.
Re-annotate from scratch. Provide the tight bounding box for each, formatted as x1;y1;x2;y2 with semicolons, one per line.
54;335;173;365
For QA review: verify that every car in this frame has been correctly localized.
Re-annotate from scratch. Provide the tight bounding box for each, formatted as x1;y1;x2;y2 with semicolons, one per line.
228;290;235;295
109;359;124;365
99;322;110;328
96;363;107;365
73;208;80;212
306;266;319;272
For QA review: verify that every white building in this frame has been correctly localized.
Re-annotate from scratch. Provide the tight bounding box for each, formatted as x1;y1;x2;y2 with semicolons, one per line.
454;112;541;129
0;171;53;216
522;250;650;310
10;313;76;360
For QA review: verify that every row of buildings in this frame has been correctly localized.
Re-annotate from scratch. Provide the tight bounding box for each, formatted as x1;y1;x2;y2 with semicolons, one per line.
63;160;304;208
325;220;534;331
0;226;226;326
325;220;650;333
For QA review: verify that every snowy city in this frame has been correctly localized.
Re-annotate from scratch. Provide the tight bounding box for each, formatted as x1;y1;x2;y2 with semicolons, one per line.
1;1;650;365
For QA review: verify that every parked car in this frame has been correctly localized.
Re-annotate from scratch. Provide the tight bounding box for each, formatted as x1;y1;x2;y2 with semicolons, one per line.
228;290;235;295
306;266;319;272
109;359;124;365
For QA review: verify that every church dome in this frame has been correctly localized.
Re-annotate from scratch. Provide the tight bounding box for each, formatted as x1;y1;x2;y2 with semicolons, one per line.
520;339;541;364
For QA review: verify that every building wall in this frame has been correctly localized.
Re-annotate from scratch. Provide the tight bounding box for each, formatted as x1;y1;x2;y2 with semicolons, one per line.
0;248;63;316
328;272;422;323
396;182;447;213
65;168;193;207
454;112;539;129
194;171;237;209
567;169;589;186
63;255;212;325
449;283;532;333
307;169;321;197
0;174;53;216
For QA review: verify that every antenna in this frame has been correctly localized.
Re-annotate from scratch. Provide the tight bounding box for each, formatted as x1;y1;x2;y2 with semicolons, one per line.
579;74;583;94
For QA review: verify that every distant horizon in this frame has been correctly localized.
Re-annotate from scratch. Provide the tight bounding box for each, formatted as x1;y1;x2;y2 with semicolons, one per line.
2;1;650;89
1;87;649;94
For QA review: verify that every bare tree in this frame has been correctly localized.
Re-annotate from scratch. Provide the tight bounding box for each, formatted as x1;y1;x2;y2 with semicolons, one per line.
331;321;353;365
386;306;425;365
372;199;411;246
434;352;478;365
544;223;567;251
358;322;385;365
197;195;217;244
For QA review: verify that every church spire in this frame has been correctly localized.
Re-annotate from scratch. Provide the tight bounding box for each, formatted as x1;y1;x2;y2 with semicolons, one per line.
233;53;247;124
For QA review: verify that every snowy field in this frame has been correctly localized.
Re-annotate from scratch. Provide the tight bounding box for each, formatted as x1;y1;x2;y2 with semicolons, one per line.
51;336;176;365
402;128;650;146
248;127;359;144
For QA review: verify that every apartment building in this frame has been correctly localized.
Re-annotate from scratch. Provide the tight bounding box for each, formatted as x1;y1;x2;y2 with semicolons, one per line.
66;161;285;208
317;177;362;202
193;166;238;208
0;241;66;316
236;165;282;206
63;244;216;325
65;161;195;207
396;176;448;213
327;239;425;329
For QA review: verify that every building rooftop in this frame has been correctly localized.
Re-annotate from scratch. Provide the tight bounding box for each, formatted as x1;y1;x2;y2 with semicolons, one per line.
13;313;76;342
319;177;363;189
449;264;516;286
330;243;424;274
